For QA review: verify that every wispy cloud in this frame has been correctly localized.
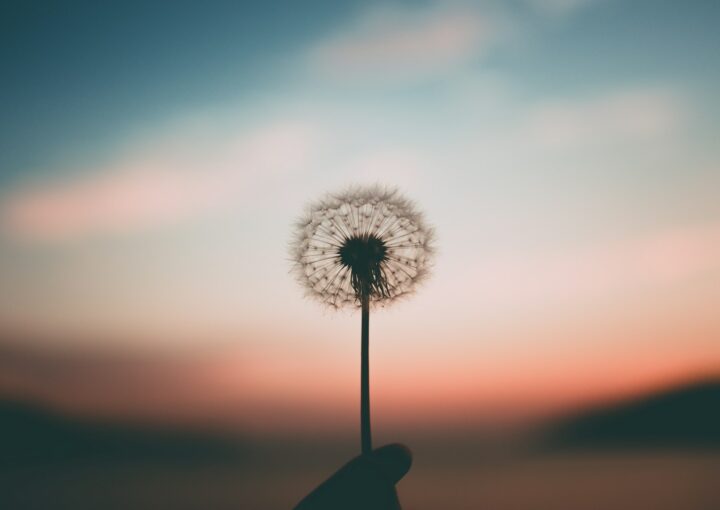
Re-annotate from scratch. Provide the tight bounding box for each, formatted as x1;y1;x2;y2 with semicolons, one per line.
527;0;598;16
0;84;687;248
308;3;505;81
521;89;684;151
0;120;321;242
306;0;600;82
453;86;687;177
469;222;720;308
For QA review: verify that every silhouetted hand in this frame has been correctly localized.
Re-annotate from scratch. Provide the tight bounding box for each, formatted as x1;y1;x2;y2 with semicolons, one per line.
294;443;412;510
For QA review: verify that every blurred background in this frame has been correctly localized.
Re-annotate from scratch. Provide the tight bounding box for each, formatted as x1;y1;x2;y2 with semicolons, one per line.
1;1;719;508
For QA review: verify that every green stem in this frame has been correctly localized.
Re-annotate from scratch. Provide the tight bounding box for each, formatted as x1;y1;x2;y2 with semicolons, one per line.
361;292;372;455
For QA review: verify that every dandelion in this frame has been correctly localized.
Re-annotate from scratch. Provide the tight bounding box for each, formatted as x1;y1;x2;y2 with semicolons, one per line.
291;185;434;455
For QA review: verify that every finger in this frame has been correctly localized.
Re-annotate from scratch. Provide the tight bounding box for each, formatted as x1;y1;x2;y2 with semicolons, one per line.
294;443;412;510
369;443;413;484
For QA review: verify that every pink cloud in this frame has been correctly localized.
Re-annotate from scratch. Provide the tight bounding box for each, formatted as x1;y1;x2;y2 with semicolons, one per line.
0;121;320;242
310;5;502;79
470;222;720;307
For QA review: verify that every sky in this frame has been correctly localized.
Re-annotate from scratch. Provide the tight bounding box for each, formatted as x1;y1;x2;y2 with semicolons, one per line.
0;0;719;435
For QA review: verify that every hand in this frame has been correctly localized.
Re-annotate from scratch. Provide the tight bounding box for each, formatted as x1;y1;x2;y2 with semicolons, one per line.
294;443;412;510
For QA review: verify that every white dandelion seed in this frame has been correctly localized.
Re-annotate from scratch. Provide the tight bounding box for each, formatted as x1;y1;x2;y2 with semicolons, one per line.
290;185;435;455
291;185;435;310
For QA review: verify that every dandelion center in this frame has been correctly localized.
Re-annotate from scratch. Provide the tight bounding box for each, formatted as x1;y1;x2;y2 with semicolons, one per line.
338;235;388;299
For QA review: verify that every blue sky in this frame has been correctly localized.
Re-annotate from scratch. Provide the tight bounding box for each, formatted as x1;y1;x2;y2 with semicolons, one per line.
0;0;719;427
2;0;718;182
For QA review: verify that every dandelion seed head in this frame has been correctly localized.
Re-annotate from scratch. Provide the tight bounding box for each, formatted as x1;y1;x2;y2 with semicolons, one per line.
291;185;435;309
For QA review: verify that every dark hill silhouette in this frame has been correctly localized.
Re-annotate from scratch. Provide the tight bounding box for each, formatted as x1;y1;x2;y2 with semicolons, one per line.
542;378;720;450
0;399;247;466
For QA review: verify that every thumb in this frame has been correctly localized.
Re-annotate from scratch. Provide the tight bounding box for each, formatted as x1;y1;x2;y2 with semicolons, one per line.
294;443;412;510
368;443;413;484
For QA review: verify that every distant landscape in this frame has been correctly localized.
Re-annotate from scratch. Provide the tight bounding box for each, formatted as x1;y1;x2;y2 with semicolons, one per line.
540;378;720;450
2;379;718;509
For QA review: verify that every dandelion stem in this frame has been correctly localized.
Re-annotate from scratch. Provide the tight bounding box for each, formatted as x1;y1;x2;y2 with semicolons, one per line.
360;290;372;456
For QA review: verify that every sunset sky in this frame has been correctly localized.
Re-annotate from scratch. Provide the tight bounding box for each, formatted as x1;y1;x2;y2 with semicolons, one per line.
1;0;719;435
